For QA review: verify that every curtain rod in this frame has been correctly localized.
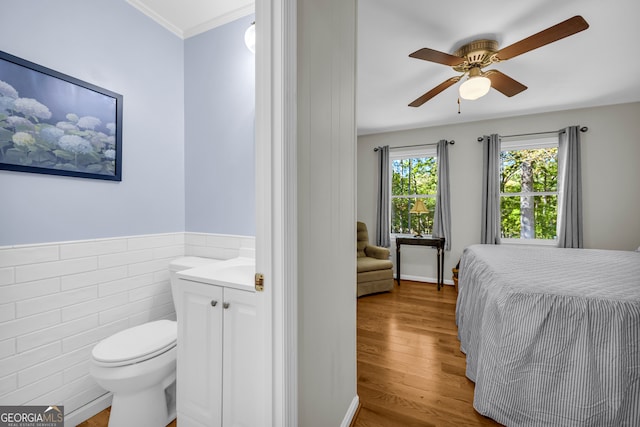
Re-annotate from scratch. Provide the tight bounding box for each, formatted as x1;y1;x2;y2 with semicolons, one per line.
373;140;454;151
476;126;588;142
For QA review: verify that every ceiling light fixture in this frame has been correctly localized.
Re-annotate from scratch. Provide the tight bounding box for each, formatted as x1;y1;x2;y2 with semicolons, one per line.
244;21;255;53
459;67;491;100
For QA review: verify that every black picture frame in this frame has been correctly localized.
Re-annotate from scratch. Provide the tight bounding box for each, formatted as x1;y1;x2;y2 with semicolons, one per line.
0;50;123;181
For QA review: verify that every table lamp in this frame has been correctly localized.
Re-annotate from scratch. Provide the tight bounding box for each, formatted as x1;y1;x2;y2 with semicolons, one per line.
409;199;429;237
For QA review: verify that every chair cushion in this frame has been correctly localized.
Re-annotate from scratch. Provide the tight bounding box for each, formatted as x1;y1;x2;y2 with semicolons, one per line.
365;245;390;260
357;268;393;284
357;277;394;297
357;256;393;273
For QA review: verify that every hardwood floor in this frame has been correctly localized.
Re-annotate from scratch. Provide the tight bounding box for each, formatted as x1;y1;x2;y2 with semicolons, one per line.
81;281;498;427
76;407;176;427
353;281;501;427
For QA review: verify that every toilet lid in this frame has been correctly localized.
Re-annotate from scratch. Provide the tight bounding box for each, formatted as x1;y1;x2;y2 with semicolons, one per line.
92;320;177;366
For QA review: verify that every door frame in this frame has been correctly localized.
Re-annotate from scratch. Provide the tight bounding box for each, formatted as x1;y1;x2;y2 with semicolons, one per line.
255;0;298;425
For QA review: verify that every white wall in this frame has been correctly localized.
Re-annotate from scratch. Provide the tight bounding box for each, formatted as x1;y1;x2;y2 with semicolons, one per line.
0;234;184;417
184;15;256;236
358;102;640;281
0;1;259;423
0;1;185;246
297;0;358;425
0;231;253;424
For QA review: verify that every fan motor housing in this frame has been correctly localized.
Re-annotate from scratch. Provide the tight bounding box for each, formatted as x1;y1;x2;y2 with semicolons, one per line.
452;39;498;72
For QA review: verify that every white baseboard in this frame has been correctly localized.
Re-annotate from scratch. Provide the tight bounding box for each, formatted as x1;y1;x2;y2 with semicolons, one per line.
65;392;112;427
399;274;453;285
341;395;360;427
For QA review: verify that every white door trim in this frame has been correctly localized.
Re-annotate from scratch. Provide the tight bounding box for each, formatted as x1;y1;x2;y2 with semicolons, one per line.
255;0;298;426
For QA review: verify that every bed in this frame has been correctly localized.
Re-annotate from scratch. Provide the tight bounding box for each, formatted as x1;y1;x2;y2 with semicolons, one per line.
456;244;640;426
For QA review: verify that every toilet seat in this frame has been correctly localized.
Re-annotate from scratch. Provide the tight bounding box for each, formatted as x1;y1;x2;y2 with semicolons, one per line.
92;320;177;367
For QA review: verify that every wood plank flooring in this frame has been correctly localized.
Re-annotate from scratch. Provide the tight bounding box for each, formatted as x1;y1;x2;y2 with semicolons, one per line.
353;281;501;427
76;407;176;427
81;280;498;427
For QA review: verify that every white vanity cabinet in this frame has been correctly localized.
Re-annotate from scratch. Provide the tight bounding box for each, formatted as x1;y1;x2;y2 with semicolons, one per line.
175;277;261;427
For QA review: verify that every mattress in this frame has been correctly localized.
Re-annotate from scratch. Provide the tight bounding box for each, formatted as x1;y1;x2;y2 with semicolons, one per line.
456;244;640;426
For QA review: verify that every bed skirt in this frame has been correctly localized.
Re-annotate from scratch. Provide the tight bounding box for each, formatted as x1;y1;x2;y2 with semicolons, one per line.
456;244;640;426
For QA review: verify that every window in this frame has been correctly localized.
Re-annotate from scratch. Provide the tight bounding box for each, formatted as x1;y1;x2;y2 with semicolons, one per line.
500;136;558;241
390;148;437;235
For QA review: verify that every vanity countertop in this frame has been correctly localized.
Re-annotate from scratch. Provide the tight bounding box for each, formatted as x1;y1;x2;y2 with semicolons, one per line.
177;257;256;292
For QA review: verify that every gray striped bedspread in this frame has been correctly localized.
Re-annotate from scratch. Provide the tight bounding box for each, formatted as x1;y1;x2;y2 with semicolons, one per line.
456;244;640;426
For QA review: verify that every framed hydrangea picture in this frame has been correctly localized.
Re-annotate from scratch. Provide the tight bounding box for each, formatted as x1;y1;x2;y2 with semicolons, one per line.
0;50;123;181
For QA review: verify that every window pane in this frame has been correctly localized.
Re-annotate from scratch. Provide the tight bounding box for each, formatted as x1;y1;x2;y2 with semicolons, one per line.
390;154;438;234
501;195;558;239
412;157;438;195
391;159;411;196
391;198;409;234
419;197;436;235
392;157;437;196
391;197;436;235
501;147;558;193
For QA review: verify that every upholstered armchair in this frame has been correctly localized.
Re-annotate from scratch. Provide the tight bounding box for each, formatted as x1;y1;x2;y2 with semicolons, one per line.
356;221;394;297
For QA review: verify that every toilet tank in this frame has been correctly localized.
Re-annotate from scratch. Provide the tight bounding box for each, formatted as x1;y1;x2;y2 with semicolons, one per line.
169;257;222;317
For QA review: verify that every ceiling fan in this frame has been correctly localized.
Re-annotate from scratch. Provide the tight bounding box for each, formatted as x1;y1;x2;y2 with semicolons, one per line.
408;15;589;107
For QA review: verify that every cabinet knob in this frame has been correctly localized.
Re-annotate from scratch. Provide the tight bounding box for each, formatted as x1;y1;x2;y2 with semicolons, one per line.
223;302;230;309
210;300;218;307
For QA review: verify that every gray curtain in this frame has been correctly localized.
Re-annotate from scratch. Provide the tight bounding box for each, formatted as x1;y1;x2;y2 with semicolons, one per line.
432;140;451;250
375;145;391;247
481;134;501;244
557;126;583;248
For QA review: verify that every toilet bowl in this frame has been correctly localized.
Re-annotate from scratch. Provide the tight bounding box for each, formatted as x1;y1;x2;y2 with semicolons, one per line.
89;256;221;427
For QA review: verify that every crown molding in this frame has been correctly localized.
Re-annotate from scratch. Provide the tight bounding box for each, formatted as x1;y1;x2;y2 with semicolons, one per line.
126;0;255;39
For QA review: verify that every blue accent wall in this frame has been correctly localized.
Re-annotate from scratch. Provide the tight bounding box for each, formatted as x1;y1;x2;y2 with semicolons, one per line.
0;1;256;245
184;16;256;236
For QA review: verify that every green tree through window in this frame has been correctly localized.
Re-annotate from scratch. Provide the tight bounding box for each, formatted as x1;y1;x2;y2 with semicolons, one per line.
500;143;558;240
391;155;437;235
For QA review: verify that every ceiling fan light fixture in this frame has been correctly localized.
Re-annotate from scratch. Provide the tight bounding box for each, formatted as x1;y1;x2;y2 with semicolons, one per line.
459;75;491;100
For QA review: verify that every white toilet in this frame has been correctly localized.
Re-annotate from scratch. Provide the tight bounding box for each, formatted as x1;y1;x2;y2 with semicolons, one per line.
90;256;221;427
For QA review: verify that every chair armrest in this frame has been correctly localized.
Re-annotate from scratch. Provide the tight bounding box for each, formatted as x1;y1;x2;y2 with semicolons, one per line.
364;245;390;260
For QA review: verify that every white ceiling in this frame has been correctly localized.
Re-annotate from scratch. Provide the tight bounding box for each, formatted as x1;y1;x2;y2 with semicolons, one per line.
357;0;640;135
130;0;640;135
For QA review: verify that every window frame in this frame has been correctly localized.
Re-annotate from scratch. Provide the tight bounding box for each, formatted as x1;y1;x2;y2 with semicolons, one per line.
500;135;559;245
389;146;438;237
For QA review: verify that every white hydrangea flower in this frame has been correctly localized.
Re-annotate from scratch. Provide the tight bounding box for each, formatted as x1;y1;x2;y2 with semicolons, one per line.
12;131;35;147
0;96;15;112
58;135;93;154
56;121;78;131
66;113;79;123
77;116;101;130
7;116;35;130
14;97;52;120
0;80;18;99
40;126;65;144
106;122;116;135
103;149;116;160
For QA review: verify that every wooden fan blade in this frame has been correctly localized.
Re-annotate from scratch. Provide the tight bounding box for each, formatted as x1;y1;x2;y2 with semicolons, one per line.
409;48;465;67
496;15;589;61
409;76;461;107
485;70;527;97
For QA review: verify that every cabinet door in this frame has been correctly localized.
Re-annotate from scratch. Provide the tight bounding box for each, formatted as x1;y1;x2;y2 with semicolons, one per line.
176;279;223;427
222;288;261;427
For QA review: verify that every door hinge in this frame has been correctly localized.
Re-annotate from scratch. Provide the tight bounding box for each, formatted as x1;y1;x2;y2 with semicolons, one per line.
255;273;264;292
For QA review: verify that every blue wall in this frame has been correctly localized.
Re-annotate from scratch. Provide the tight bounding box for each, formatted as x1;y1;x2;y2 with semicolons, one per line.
185;16;256;236
0;1;256;246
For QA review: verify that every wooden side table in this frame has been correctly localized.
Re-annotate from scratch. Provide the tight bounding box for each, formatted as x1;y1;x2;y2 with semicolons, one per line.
395;236;446;290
